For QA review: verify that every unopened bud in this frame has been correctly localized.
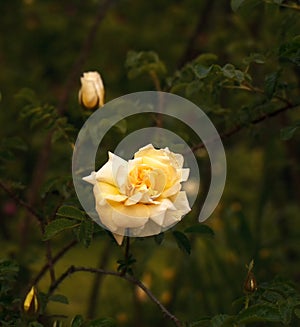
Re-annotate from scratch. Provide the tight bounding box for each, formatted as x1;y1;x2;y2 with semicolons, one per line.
23;286;39;316
244;260;257;293
244;271;257;293
79;71;105;109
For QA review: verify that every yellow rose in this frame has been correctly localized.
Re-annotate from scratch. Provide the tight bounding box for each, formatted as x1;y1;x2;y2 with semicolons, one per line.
78;71;105;109
83;144;191;244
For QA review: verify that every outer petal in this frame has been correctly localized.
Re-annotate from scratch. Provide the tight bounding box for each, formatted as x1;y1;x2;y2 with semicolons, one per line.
110;202;150;228
149;198;176;226
172;191;191;215
181;168;190;182
82;171;97;185
97;182;127;202
96;152;128;189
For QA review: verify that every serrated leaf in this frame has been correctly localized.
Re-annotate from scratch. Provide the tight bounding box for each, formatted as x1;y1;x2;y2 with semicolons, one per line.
237;304;281;323
184;224;214;237
71;315;84;327
43;219;80;240
57;205;85;221
231;0;246;12
49;294;69;304
86;318;115;327
172;231;191;255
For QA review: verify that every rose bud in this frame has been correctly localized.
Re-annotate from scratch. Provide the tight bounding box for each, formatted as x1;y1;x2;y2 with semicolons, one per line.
78;71;105;109
23;286;39;316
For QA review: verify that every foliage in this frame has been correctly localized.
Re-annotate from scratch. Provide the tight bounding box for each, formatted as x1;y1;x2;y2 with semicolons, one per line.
0;0;300;326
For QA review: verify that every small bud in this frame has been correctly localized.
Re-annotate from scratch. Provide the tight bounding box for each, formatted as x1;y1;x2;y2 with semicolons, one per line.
243;260;257;293
244;271;257;293
23;286;39;316
78;71;105;109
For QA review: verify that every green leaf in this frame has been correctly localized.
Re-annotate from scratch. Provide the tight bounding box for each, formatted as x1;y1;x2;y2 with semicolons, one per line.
43;219;80;240
264;71;280;98
279;298;293;324
231;0;246;12
280;125;299;141
71;315;84;327
172;231;191;255
28;322;44;327
49;294;69;304
56;205;85;221
211;314;236;327
243;53;266;65
126;50;166;79
184;224;215;237
294;308;300;319
86;318;115;327
237;303;281;323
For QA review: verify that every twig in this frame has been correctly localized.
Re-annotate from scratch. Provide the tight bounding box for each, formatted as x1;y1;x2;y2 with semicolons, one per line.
0;180;42;223
31;239;78;286
49;266;183;327
46;240;56;284
86;242;112;319
192;103;300;152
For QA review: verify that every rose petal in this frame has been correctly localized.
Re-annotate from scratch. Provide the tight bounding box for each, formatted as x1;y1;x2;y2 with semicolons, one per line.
181;168;190;182
125;191;143;206
112;233;124;245
96;152;128;188
161;182;181;198
149;198;176;226
110;202;150;228
172;191;191;215
82;171;97;185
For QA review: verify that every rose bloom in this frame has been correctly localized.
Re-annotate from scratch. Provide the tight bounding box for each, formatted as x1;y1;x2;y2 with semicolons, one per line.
78;71;105;109
83;144;191;244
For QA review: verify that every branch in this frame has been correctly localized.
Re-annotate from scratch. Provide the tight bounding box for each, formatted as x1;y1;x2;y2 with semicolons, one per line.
192;102;300;152
49;266;183;327
0;180;42;223
31;239;78;286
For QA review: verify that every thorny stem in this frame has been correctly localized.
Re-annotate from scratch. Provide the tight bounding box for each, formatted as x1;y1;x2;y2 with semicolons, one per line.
223;83;293;107
191;103;300;152
49;266;183;327
31;239;78;287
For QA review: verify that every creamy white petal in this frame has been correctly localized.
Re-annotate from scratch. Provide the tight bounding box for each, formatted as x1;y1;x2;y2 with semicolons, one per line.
161;182;181;198
96;152;128;187
181;168;190;182
173;191;191;214
82;171;97;185
125;191;143;206
110;202;150;228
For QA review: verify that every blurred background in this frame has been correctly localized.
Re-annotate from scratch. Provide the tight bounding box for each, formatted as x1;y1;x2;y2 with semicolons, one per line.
0;0;300;326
